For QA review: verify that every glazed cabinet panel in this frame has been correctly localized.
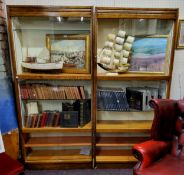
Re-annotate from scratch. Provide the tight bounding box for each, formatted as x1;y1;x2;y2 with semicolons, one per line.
7;6;94;167
7;6;92;77
19;79;92;164
94;7;178;165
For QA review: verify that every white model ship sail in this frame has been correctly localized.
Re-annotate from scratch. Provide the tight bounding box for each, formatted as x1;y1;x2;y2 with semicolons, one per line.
97;30;135;73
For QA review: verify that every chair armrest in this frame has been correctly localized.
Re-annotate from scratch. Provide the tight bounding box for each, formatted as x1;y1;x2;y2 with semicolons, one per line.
0;153;24;175
132;139;170;170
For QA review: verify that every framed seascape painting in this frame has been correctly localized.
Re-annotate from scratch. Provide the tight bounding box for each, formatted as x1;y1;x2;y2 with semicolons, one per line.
177;20;184;49
46;34;90;74
129;36;168;73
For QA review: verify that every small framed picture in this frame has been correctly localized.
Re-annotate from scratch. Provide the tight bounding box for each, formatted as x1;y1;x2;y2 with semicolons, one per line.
46;34;90;74
177;20;184;49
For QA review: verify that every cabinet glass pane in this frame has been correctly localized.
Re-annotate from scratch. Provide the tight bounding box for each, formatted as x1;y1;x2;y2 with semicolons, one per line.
18;80;91;128
97;80;166;120
97;18;174;74
11;16;91;74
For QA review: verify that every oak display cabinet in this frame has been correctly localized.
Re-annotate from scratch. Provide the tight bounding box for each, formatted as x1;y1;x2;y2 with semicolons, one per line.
7;5;178;169
94;7;178;167
7;6;94;168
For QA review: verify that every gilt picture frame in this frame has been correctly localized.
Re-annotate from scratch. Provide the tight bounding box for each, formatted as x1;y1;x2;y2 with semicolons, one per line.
129;35;169;74
46;34;90;74
177;20;184;49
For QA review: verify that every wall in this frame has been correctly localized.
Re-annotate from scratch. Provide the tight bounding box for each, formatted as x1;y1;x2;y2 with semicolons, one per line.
1;0;18;134
0;0;19;159
5;0;184;99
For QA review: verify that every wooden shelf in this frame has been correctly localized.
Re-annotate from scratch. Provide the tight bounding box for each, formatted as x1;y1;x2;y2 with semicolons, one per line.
97;73;169;81
24;136;91;147
8;6;92;17
96;136;149;147
16;73;91;80
96;120;152;133
25;149;91;163
22;98;91;101
96;7;178;19
96;149;137;163
22;122;92;133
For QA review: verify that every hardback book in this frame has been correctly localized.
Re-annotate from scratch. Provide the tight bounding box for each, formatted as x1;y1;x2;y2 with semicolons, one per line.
126;87;146;111
20;85;27;99
36;114;42;128
45;112;53;127
60;111;78;128
40;111;48;127
25;115;31;127
26;102;39;116
73;99;91;127
62;102;74;111
30;114;37;128
79;86;86;99
53;112;60;127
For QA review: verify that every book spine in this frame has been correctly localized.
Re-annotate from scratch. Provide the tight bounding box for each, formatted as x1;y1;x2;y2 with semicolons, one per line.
79;101;84;126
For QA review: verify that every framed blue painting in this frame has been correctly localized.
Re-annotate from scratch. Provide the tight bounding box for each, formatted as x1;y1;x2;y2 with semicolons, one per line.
129;36;168;73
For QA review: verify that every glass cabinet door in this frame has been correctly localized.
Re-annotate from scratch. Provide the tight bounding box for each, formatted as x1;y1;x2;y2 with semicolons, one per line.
95;7;178;165
97;18;175;75
7;6;94;166
11;16;91;74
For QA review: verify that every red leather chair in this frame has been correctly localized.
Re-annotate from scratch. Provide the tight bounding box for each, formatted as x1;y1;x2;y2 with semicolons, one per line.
132;99;184;175
0;152;24;175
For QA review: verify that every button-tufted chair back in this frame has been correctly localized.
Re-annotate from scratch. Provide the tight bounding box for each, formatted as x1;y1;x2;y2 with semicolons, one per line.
172;100;184;158
149;99;178;141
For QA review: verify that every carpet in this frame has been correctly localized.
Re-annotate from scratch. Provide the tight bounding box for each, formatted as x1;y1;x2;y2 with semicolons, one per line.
25;169;133;175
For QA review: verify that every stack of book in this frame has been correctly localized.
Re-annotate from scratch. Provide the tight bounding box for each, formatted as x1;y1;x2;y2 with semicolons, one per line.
97;87;129;111
73;99;91;127
126;87;159;111
62;99;91;127
60;111;79;128
20;84;86;100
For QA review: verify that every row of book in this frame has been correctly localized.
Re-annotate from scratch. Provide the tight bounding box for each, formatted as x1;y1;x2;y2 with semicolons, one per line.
20;84;86;100
25;99;91;128
97;86;162;112
97;87;129;111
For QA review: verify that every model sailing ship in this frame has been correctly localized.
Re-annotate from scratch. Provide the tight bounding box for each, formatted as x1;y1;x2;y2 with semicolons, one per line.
97;30;135;73
21;47;63;70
